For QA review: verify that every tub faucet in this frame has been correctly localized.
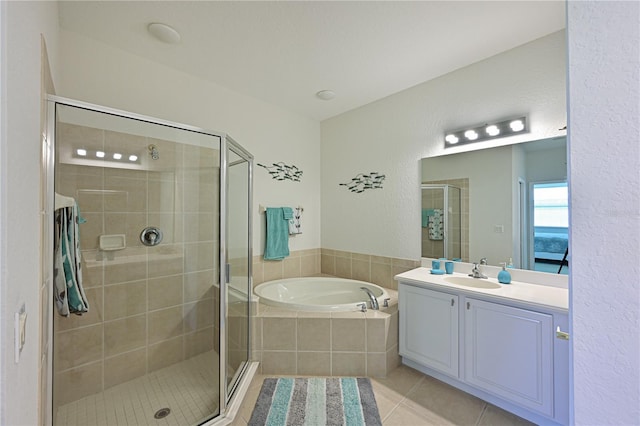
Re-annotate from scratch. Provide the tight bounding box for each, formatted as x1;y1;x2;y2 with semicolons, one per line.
360;287;379;310
469;262;488;279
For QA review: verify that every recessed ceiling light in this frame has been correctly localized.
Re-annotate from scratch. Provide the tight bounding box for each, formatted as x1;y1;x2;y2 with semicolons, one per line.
316;90;336;101
147;23;181;44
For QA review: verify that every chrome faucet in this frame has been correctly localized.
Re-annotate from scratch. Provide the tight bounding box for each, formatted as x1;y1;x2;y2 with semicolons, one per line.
360;287;379;310
469;262;488;279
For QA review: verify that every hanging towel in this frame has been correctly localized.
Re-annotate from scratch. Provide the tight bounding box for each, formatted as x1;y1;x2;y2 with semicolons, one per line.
264;207;290;260
428;208;444;240
289;207;303;235
54;202;89;316
421;208;436;228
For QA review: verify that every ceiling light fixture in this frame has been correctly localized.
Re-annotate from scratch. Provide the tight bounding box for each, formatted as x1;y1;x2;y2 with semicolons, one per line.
147;23;181;44
444;116;528;148
316;90;336;101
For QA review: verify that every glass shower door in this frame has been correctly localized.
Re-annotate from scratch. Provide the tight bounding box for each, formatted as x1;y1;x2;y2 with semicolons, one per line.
223;139;252;402
51;100;223;426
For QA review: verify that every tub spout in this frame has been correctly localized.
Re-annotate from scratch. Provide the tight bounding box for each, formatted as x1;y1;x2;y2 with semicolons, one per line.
360;287;379;310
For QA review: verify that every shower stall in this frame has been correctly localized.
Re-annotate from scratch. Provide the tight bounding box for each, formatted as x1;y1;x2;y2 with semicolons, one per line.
47;97;252;425
421;184;462;261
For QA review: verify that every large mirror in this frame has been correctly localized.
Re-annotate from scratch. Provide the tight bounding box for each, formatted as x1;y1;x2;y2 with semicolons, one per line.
421;136;568;274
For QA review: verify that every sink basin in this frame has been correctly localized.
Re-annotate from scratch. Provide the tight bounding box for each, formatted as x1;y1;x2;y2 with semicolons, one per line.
443;276;501;289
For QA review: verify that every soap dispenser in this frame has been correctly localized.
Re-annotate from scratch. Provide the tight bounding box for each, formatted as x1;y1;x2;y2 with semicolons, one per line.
498;262;512;284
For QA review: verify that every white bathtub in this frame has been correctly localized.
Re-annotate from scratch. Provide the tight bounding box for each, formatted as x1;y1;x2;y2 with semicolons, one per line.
254;277;389;312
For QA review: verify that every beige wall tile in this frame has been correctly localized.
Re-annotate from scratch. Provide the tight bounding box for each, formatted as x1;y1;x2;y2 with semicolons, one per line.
366;316;389;352
332;318;365;351
104;348;146;389
54;361;103;406
352;259;371;282
263;260;283;282
55;325;103;370
335;256;351;279
148;251;184;278
262;351;296;375
332;352;366;376
183;212;216;242
184;298;215;333
148;306;183;344
184;270;215;303
185;327;215;359
82;260;103;288
104;212;146;250
103;175;147;213
103;280;146;321
104;260;146;285
262;318;296;351
371;262;393;289
297;352;331;376
54;287;104;332
148;276;183;311
300;254;319;276
386;345;402;372
184;241;214;273
78;212;103;250
148;337;184;372
104;315;146;357
283;257;301;278
297;318;330;351
252;261;264;285
147;212;183;244
321;254;335;276
147;179;176;213
367;352;387;378
387;311;399;351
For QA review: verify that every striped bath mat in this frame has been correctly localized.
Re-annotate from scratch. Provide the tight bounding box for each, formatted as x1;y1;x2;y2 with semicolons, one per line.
248;377;382;426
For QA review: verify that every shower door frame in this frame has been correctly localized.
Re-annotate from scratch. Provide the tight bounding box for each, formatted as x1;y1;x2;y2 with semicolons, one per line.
421;184;461;260
45;95;252;425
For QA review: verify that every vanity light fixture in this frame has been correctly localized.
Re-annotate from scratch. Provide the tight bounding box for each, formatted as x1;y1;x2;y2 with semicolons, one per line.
72;148;140;163
444;116;529;148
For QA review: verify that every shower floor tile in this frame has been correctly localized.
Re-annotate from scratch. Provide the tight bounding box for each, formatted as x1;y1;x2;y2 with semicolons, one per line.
55;351;220;426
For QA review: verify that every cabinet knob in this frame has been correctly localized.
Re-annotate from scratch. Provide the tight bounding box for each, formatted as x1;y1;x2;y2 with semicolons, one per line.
556;326;570;340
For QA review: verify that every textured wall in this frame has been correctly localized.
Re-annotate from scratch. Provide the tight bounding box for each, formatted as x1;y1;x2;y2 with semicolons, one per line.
321;31;566;260
57;29;322;257
568;2;640;424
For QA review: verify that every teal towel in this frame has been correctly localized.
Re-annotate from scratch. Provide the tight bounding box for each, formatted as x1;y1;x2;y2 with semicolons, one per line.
282;207;293;220
421;208;435;227
264;207;290;260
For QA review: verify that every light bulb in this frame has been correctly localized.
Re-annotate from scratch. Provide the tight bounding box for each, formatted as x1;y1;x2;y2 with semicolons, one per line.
96;151;105;158
464;130;478;141
76;149;87;156
510;120;524;132
445;134;459;144
486;125;500;136
129;155;138;162
113;153;122;160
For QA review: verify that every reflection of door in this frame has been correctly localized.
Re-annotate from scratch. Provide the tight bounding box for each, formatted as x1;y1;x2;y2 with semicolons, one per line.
223;138;252;402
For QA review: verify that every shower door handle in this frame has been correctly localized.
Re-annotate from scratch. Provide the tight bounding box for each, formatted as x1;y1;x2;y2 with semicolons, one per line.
225;263;230;284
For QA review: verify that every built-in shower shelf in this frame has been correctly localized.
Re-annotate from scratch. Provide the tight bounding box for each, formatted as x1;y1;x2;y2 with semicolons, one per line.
99;234;126;251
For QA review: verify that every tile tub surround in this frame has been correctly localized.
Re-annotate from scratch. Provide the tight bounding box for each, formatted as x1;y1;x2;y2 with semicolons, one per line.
252;293;400;378
254;249;420;291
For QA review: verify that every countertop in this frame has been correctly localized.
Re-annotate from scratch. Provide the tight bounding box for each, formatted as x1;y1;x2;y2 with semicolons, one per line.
395;267;568;313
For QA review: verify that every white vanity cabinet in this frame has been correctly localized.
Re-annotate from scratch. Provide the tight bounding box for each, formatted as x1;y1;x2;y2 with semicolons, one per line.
396;274;569;426
399;285;459;378
464;298;553;416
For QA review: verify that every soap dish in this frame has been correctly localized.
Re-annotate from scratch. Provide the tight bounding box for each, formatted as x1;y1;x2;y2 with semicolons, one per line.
430;269;445;275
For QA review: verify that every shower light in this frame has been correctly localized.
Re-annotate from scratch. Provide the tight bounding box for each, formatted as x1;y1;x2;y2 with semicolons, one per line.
129;155;138;162
113;153;122;160
444;116;528;148
96;151;105;158
76;149;87;156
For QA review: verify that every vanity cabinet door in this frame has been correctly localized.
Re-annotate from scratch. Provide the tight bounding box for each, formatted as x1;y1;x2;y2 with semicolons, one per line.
464;298;553;416
399;283;459;378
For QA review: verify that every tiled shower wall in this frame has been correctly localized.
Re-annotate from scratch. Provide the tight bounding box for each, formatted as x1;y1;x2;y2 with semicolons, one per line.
421;178;469;262
53;123;220;407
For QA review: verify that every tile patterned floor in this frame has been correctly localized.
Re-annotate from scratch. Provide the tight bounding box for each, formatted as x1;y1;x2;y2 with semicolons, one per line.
231;365;535;426
55;351;220;426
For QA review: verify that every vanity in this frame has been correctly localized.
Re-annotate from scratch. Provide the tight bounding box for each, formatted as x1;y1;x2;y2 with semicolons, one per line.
395;263;569;426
